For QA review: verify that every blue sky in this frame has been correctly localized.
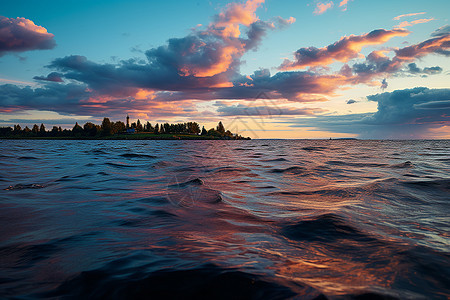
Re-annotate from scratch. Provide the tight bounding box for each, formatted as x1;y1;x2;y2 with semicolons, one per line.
1;0;449;138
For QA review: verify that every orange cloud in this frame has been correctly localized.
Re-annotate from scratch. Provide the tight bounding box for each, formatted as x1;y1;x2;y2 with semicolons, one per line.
393;12;426;20
395;18;435;28
176;0;266;78
313;2;334;15
280;28;409;70
135;89;156;100
395;34;450;61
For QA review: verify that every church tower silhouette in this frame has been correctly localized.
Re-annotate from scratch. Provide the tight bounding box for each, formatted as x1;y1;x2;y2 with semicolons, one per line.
126;114;130;129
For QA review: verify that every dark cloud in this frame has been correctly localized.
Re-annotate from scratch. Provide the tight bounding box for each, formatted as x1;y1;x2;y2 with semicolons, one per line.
431;25;450;37
245;20;275;51
346;99;356;104
289;87;450;138
0;16;56;56
348;33;449;83
44;54;349;103
33;72;64;82
216;103;321;116
0;118;96;127
366;87;450;125
0;83;90;114
414;100;450;110
0;82;205;120
395;34;450;59
406;63;442;75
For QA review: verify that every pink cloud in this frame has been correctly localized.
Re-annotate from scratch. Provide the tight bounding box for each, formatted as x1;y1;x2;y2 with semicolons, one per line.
280;28;410;70
313;2;334;15
339;0;352;11
0;16;55;56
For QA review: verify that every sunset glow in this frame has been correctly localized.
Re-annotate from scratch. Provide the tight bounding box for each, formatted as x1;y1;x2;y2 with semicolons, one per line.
0;0;449;139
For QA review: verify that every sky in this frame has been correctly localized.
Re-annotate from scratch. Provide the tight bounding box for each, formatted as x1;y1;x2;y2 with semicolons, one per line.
0;0;449;139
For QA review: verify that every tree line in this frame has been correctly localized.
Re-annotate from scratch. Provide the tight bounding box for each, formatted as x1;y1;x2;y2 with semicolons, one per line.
0;118;243;139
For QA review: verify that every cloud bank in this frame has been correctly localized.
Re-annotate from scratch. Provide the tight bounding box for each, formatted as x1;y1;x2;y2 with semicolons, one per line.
291;87;450;138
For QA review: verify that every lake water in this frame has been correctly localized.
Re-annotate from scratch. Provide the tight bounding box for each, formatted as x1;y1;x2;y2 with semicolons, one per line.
0;139;449;299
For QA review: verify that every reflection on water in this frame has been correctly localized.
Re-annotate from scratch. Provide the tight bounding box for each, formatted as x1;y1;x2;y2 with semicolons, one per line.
0;139;449;299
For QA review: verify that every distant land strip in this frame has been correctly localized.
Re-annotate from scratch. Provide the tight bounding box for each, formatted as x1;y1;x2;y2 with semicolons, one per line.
0;117;251;140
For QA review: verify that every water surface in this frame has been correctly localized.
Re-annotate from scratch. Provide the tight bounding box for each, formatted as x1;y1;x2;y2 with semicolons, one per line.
1;140;449;299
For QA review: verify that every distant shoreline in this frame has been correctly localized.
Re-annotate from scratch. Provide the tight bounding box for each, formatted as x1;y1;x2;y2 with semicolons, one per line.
0;133;251;140
0;119;250;140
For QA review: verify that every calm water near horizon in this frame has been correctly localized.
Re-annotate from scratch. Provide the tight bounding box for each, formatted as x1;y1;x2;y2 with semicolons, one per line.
0;139;449;299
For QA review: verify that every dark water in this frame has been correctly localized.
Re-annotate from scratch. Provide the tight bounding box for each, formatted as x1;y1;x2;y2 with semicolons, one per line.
1;139;449;299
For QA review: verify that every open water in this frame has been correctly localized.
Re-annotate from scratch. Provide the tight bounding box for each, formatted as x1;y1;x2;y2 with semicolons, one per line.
0;139;449;299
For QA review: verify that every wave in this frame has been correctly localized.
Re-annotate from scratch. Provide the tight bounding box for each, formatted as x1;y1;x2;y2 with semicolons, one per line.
207;166;252;173
167;177;223;206
270;188;359;199
281;213;379;244
326;160;388;168
105;162;142;168
114;209;178;228
302;146;327;152
119;153;158;159
18;156;38;160
84;149;109;155
169;178;204;188
262;158;289;162
42;263;302;299
389;161;414;168
271;166;307;175
401;178;450;192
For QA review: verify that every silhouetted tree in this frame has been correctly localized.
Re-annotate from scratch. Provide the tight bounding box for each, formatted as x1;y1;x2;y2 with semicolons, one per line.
208;128;221;137
113;121;126;134
13;124;22;134
201;126;207;135
0;127;13;136
187;122;200;134
32;124;39;135
23;126;31;134
73;122;83;136
39;124;46;135
217;121;225;135
145;121;153;132
101;118;112;136
136;119;143;132
162;123;168;133
51;126;59;136
154;123;159;134
84;122;98;136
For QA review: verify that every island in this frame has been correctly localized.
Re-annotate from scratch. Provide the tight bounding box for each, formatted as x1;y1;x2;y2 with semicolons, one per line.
0;116;250;140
